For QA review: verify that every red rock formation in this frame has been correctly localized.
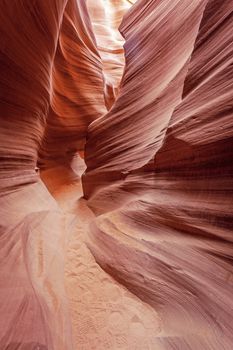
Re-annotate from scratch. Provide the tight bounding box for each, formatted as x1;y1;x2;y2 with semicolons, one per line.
0;0;233;349
0;1;74;348
83;0;233;349
40;0;106;168
87;0;131;109
83;0;209;196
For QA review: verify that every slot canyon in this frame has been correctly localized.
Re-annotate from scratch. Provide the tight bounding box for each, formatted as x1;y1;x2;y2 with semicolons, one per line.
0;0;233;349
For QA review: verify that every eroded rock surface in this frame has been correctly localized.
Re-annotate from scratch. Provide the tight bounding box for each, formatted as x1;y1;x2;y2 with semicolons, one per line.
0;0;233;349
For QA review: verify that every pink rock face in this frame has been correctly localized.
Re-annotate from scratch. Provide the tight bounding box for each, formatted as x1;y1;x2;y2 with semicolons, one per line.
0;0;233;349
86;0;131;109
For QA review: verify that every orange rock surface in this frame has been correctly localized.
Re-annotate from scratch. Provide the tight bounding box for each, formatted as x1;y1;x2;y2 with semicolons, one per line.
0;0;233;349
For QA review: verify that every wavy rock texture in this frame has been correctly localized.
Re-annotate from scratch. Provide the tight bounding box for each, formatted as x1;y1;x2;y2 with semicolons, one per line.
40;0;106;168
0;0;233;349
0;1;74;348
86;0;131;109
83;0;233;349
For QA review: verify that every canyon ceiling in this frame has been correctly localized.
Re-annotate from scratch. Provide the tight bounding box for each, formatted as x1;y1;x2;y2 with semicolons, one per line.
0;0;233;349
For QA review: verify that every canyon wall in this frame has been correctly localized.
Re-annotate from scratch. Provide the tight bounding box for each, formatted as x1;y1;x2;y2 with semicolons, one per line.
0;0;232;349
83;0;233;348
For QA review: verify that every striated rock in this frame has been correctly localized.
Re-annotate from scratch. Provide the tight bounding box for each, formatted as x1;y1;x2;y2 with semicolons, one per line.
84;0;233;349
83;0;209;197
39;0;106;168
87;0;131;109
0;0;233;349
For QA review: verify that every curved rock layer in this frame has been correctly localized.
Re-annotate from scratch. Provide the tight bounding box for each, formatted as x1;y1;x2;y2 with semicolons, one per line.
84;0;233;349
39;0;107;168
0;2;75;348
0;0;233;349
86;0;131;109
0;0;133;349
